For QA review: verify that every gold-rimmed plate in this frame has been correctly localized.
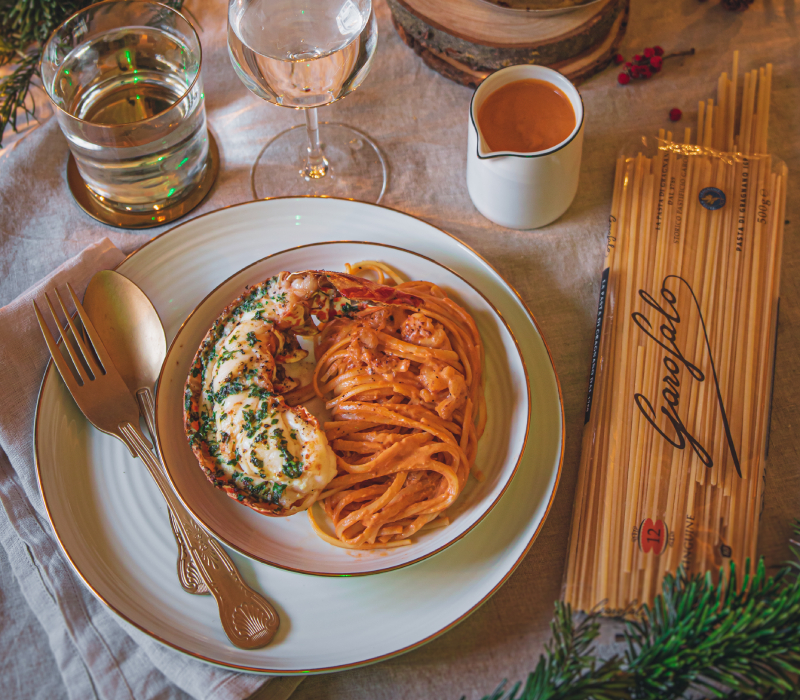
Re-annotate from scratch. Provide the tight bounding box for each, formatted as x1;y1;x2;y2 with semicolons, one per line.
34;197;563;672
155;241;530;576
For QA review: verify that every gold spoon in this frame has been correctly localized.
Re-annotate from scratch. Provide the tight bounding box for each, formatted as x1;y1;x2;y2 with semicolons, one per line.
81;272;281;650
84;270;209;595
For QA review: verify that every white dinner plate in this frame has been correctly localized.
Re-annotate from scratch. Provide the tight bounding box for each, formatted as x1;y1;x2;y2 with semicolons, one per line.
156;242;530;575
34;197;564;673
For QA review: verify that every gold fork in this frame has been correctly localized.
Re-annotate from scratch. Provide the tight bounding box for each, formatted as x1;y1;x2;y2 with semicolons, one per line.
34;284;279;649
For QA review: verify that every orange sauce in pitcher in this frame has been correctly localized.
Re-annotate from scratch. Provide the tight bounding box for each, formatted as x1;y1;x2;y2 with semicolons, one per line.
477;79;576;153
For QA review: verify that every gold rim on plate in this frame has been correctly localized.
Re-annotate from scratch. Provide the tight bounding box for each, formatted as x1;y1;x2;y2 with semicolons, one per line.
33;196;566;674
155;239;532;576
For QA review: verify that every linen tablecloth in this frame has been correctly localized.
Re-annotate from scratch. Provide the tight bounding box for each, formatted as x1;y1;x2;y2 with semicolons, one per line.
1;1;797;698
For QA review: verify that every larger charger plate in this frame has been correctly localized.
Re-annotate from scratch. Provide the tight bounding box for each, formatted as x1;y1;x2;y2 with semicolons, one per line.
34;197;564;673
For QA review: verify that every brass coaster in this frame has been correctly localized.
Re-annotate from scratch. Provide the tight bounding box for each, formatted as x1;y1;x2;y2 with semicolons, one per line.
67;131;220;229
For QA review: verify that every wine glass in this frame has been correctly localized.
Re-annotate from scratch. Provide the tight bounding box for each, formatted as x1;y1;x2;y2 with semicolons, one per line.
227;0;386;202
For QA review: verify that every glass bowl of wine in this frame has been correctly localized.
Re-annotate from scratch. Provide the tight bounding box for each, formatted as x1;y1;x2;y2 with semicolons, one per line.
227;0;386;202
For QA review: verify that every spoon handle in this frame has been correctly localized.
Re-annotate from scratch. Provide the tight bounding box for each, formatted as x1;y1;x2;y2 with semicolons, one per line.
137;387;209;596
168;509;210;595
119;422;280;649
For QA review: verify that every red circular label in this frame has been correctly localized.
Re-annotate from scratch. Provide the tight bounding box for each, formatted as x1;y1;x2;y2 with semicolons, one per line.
639;518;668;555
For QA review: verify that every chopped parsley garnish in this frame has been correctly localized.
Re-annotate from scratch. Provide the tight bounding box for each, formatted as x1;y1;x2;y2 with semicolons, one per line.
242;408;258;438
341;302;359;314
218;348;238;363
272;428;303;478
268;483;287;504
214;380;245;403
246;331;258;346
242;400;272;438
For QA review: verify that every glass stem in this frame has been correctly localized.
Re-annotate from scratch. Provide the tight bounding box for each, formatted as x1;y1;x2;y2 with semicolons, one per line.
303;107;329;180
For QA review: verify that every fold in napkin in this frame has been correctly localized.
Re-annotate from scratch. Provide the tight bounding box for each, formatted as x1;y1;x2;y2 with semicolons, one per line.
0;239;302;700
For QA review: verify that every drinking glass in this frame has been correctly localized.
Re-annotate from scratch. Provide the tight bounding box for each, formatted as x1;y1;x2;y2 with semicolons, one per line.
40;0;211;221
227;0;386;202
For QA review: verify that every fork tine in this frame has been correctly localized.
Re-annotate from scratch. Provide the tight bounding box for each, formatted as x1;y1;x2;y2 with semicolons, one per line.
33;299;81;393
52;288;102;379
44;289;96;384
66;282;117;375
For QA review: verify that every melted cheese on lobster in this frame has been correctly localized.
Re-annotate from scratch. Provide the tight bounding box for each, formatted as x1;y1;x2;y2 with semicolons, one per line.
184;271;422;517
207;320;335;510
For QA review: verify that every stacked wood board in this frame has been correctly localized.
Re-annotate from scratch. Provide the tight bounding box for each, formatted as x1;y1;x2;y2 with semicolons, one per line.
388;0;628;87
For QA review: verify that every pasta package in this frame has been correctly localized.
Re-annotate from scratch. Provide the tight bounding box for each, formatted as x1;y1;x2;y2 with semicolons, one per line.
564;54;788;615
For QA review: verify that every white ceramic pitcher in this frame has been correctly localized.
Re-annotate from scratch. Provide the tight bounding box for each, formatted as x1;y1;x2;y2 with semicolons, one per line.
467;64;585;230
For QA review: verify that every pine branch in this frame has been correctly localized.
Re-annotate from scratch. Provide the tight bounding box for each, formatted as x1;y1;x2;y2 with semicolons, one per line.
0;51;37;134
626;559;800;698
477;604;629;700
477;520;800;700
0;0;185;147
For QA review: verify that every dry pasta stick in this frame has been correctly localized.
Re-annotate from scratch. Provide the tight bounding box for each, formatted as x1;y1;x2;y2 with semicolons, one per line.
564;57;786;613
622;141;672;573
595;154;643;604
580;160;635;610
564;158;625;605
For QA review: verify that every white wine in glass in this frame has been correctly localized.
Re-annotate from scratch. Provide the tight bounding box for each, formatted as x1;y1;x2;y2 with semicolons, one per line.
228;0;385;201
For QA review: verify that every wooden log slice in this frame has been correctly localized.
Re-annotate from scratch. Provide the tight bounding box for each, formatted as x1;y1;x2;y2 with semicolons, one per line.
388;0;627;88
481;0;603;11
392;0;623;48
389;0;625;68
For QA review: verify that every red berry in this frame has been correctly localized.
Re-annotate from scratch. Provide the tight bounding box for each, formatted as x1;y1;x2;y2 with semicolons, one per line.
625;62;633;68
618;73;631;85
669;108;682;122
641;68;652;79
650;56;662;67
614;53;625;64
654;46;664;56
631;66;641;78
634;54;642;62
644;47;655;58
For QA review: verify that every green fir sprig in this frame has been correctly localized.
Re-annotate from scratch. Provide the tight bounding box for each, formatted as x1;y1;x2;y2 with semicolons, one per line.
0;0;184;147
478;522;800;700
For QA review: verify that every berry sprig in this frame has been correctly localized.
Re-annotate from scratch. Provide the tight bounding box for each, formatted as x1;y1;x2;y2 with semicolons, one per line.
615;47;695;85
617;46;663;84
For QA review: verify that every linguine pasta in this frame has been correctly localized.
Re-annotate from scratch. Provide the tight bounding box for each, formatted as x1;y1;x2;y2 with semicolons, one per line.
183;261;486;550
309;263;486;549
